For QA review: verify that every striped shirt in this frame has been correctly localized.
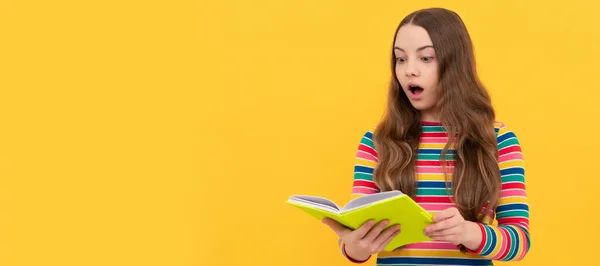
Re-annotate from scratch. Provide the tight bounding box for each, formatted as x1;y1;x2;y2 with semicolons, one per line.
339;121;531;265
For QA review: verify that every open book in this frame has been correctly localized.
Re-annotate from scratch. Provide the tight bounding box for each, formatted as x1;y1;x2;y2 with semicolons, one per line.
286;190;433;251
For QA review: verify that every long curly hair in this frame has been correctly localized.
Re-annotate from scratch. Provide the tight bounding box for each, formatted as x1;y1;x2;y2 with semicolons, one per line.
372;8;501;222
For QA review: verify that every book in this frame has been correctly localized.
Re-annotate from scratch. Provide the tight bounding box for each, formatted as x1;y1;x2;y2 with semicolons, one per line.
286;190;433;251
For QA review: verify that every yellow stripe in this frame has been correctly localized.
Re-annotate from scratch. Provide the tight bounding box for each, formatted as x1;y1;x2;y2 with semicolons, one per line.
481;215;495;224
498;160;524;169
496;122;508;131
488;226;503;257
498;196;527;204
378;249;483;258
491;219;498;226
416;173;451;181
418;143;447;149
355;158;376;167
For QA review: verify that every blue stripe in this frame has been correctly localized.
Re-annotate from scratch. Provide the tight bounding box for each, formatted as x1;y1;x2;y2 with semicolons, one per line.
418;181;450;188
419;149;456;154
496;203;529;212
364;131;373;139
500;167;524;176
377;257;492;265
504;226;520;261
497;131;516;143
354;165;373;174
481;225;496;257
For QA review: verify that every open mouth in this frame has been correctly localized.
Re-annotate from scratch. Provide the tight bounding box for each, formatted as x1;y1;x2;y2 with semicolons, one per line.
408;85;424;95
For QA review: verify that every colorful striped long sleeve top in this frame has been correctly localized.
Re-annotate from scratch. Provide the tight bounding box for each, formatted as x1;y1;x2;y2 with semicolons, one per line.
339;121;531;265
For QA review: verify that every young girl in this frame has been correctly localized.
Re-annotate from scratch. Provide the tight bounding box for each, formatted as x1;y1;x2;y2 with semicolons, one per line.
322;7;530;265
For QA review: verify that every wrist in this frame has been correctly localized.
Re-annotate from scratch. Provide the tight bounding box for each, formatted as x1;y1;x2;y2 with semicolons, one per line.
343;243;371;263
461;221;484;251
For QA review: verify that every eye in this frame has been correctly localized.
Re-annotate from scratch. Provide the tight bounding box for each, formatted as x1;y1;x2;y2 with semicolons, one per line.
395;57;406;63
421;56;434;62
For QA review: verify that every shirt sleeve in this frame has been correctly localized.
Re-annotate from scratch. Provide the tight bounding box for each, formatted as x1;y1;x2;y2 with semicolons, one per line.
468;123;531;261
338;131;380;263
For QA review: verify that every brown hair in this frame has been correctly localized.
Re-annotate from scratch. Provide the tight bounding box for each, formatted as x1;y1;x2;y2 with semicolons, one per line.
372;7;500;223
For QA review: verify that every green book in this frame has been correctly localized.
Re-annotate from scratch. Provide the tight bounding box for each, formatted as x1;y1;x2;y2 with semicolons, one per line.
286;190;433;251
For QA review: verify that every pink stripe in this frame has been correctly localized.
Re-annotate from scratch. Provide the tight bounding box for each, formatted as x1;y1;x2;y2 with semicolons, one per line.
352;187;378;194
496;227;509;259
498;152;523;162
356;151;377;162
419;137;449;143
501;190;527;197
418;203;455;211
403;241;460;250
518;222;530;230
415;166;454;174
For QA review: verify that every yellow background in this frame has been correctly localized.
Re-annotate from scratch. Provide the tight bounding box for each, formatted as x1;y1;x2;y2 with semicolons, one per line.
0;0;597;265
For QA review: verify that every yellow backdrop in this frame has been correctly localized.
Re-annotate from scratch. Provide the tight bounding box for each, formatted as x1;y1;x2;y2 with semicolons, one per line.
0;0;598;265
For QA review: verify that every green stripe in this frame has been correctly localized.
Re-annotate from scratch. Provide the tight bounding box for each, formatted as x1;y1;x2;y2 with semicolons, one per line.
416;188;451;196
505;226;518;260
422;126;446;132
498;138;519;149
417;154;456;160
501;175;524;183
360;136;374;148
482;225;493;254
354;173;373;181
496;210;529;219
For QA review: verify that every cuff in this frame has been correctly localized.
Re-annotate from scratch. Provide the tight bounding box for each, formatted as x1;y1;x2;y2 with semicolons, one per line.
341;242;371;263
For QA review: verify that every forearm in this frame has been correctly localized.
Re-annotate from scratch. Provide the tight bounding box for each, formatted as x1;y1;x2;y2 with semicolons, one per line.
465;222;530;261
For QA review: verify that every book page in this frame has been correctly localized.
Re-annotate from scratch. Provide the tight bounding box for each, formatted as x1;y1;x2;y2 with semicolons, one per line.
341;190;403;212
288;195;340;211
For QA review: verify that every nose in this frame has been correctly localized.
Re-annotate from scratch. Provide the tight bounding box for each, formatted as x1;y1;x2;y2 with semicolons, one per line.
405;60;420;77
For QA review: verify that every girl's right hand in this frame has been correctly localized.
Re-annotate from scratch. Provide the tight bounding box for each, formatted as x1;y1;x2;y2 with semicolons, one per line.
322;218;401;261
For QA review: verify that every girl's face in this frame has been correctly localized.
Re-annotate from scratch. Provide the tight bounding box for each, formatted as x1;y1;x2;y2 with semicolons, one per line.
394;24;441;121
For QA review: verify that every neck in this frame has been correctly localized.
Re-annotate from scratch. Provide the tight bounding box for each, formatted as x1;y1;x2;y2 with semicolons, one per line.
420;109;440;123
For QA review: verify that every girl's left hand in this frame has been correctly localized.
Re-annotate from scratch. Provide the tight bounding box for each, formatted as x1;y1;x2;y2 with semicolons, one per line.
423;207;471;246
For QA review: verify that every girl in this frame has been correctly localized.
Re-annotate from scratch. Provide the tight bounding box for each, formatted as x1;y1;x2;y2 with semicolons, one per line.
322;7;531;265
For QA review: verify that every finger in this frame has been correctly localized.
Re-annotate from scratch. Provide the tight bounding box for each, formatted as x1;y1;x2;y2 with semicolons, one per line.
425;217;457;234
322;218;352;237
375;227;401;252
373;224;400;247
362;220;389;242
426;213;462;234
426;224;460;237
432;207;459;222
349;219;377;240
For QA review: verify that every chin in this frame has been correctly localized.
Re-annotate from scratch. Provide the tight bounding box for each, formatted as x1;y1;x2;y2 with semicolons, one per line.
408;102;427;110
409;102;436;112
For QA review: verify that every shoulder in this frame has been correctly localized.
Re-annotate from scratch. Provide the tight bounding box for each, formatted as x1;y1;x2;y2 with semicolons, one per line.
493;121;519;140
493;120;523;155
356;129;378;161
494;121;509;135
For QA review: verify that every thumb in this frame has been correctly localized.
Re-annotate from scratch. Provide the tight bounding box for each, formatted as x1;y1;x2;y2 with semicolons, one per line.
322;218;351;236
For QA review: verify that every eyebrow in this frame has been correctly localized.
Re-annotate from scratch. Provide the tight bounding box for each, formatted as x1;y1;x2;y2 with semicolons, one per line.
394;45;434;52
